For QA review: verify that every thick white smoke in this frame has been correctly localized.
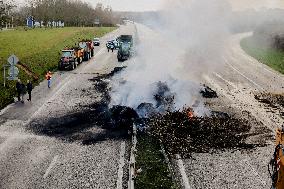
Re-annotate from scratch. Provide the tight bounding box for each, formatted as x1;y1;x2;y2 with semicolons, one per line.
110;0;233;116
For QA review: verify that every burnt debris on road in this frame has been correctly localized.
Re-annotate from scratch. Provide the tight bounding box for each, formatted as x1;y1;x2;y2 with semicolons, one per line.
27;67;132;144
200;85;218;98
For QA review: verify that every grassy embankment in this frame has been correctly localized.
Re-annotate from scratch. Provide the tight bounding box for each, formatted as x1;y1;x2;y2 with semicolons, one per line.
0;27;116;109
135;134;178;189
240;36;284;74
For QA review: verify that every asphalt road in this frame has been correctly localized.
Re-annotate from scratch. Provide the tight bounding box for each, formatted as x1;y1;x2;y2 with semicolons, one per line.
1;22;283;189
0;24;135;189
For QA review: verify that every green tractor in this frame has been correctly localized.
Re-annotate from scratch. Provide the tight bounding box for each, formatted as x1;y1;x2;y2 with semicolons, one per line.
117;35;133;62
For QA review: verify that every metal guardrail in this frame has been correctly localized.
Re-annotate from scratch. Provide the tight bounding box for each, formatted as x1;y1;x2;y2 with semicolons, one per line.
128;123;137;189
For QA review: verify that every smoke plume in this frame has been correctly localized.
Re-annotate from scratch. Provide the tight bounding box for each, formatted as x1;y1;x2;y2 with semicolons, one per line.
110;0;233;116
110;0;231;116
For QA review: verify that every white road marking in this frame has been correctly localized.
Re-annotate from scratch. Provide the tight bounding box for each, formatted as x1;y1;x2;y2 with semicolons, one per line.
242;156;267;187
43;155;59;179
213;72;236;89
29;78;73;120
223;57;265;91
176;154;191;189
116;141;126;189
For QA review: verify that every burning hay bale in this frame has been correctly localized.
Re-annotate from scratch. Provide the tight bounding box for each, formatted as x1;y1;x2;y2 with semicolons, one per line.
200;85;218;98
110;105;139;130
154;81;175;112
147;109;259;157
136;103;157;118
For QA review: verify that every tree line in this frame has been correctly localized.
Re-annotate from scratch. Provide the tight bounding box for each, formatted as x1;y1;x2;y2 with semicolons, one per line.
4;0;119;28
0;0;15;29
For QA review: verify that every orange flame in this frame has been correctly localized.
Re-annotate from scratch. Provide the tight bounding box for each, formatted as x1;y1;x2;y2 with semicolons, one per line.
187;110;194;119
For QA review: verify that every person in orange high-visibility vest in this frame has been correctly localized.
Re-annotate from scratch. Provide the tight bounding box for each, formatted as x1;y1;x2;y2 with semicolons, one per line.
45;71;52;88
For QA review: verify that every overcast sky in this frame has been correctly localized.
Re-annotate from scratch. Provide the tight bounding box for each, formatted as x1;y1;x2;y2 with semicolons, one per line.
15;0;284;11
83;0;284;11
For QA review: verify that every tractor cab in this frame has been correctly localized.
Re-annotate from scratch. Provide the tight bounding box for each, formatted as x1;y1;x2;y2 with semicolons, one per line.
58;49;77;70
61;50;75;59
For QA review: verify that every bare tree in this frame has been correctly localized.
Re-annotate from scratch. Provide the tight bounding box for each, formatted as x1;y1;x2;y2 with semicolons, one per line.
20;0;118;27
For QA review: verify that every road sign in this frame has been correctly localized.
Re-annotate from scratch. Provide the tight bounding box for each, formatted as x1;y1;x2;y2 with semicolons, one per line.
7;54;19;66
7;66;19;80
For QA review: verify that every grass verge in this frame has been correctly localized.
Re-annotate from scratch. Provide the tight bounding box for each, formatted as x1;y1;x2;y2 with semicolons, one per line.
0;27;116;109
135;134;178;189
240;36;284;74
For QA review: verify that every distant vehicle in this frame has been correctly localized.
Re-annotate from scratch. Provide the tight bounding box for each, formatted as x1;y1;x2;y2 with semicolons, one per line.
106;40;115;51
93;38;100;46
112;39;120;49
117;35;133;61
58;49;78;70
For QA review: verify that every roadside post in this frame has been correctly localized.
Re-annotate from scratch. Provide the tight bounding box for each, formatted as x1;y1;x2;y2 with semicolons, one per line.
2;64;9;87
3;55;19;87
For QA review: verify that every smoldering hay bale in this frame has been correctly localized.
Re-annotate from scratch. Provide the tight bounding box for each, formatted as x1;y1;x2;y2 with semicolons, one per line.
146;109;261;157
110;105;139;130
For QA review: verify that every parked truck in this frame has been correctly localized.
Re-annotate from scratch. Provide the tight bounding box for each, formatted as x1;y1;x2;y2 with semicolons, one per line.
117;35;133;62
79;39;94;61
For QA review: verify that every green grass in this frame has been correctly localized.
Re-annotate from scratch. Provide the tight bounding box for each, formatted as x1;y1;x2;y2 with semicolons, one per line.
240;36;284;74
0;27;116;109
135;134;178;189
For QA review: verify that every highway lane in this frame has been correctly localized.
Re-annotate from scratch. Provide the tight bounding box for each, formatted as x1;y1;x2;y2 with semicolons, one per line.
0;24;135;189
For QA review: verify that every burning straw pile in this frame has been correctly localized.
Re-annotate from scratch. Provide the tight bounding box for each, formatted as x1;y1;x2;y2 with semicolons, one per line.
147;109;254;157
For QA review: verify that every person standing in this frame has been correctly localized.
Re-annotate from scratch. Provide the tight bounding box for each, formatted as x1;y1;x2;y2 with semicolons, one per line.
16;79;22;102
45;71;52;88
20;82;26;103
26;80;33;101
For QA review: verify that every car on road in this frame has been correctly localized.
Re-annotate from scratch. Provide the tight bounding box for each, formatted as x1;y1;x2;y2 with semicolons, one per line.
93;38;100;46
106;39;120;50
112;39;120;49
